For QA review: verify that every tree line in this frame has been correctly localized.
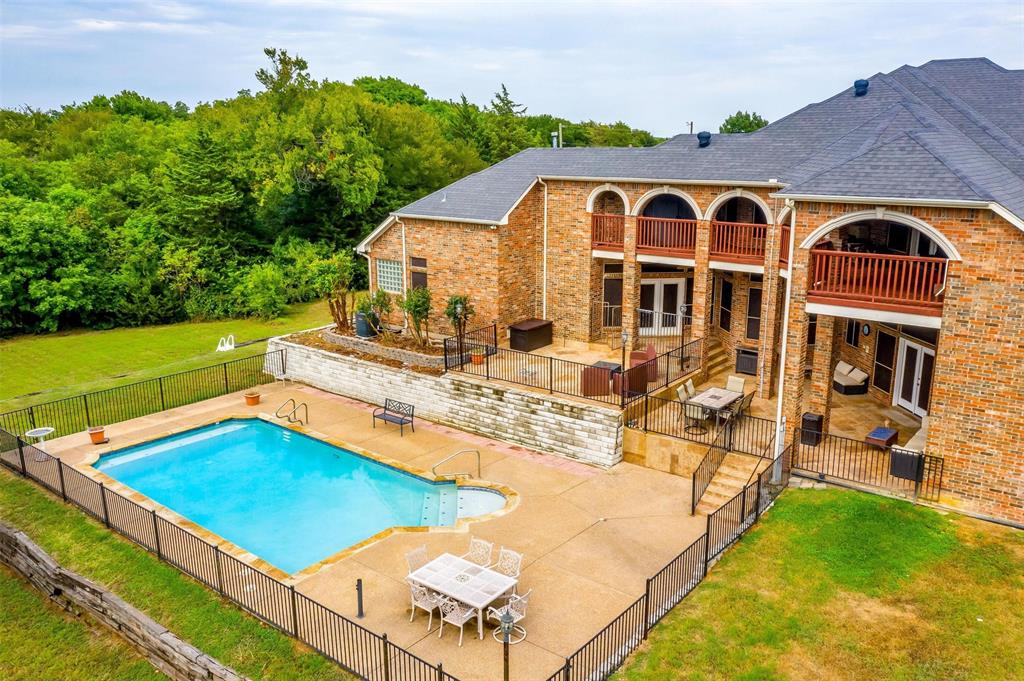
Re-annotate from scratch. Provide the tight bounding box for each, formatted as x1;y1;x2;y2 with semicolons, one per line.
0;48;660;336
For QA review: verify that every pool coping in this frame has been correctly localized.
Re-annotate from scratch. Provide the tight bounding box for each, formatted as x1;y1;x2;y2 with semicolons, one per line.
74;413;520;584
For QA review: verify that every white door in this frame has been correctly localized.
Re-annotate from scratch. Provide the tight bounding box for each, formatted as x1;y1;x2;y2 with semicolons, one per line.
895;338;935;417
639;279;686;335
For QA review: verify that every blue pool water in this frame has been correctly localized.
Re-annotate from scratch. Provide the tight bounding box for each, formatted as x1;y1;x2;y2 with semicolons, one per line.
95;419;502;573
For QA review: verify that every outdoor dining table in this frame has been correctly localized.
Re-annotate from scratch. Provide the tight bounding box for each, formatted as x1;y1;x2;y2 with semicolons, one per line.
407;553;518;640
687;387;743;426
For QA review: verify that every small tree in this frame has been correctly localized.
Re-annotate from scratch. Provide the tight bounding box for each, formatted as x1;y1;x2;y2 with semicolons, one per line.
311;251;355;331
369;289;393;339
444;295;475;338
400;286;432;346
719;111;769;133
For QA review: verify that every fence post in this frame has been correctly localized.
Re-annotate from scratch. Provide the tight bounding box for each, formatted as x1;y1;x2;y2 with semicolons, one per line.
643;394;650;432
56;460;67;501
151;510;162;558
436;662;443;681
214;545;225;595
562;660;571;681
158;377;166;411
485;346;490;380
16;438;27;476
754;473;763;520
642;578;652;637
289;585;299;636
29;405;36;430
99;483;110;528
82;394;91;427
381;633;392;681
703;515;712;569
548;356;554;394
223;364;230;394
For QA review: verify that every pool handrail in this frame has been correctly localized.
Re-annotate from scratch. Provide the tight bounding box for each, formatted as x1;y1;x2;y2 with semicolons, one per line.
431;449;481;479
274;398;308;426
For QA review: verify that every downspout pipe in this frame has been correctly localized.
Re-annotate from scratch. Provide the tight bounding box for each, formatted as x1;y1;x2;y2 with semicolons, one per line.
774;200;796;476
538;177;548;319
397;217;409;331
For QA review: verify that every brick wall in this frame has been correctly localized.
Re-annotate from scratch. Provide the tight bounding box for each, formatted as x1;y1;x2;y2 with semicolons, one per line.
270;337;624;467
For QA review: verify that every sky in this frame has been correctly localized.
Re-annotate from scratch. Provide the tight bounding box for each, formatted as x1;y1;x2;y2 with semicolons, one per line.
1;0;1022;137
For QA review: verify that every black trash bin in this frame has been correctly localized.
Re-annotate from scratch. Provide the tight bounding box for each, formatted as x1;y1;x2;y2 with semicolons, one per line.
801;412;823;446
890;449;924;481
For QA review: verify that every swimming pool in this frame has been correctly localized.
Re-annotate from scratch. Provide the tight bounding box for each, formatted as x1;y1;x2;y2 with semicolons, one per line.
94;419;505;574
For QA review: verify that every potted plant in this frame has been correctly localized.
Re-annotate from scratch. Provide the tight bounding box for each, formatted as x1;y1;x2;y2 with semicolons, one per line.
88;426;107;445
470;347;486;365
244;390;261;406
354;295;378;338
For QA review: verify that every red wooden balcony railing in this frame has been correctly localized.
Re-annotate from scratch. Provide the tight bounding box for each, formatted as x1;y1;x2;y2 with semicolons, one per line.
710;221;768;263
637;217;697;256
591;213;625;250
807;249;947;315
779;225;791;265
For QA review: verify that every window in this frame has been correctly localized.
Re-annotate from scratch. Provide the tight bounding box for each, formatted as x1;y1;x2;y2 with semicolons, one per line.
745;287;762;340
807;314;817;346
684;277;694;322
873;330;897;392
719;279;733;331
886;223;910;254
375;258;403;293
409;257;428;289
844;319;859;348
603;263;623;274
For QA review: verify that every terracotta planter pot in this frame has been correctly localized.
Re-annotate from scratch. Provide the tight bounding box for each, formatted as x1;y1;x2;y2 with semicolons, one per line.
244;392;261;406
88;426;107;445
471;353;485;365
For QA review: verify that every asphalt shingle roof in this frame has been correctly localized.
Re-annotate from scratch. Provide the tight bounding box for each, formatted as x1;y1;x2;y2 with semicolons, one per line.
392;58;1024;225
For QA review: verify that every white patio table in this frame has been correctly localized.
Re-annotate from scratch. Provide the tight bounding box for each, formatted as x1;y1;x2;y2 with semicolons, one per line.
407;553;517;640
688;387;743;426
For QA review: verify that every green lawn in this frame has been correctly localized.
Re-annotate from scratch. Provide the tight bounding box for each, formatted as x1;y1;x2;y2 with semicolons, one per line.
0;467;351;681
617;489;1024;681
0;563;164;681
0;301;333;411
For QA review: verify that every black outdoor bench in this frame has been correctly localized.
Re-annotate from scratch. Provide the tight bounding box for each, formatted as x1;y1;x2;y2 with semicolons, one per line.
372;399;415;436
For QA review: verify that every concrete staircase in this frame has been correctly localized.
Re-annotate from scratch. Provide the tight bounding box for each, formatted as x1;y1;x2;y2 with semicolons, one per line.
695;453;763;515
704;339;730;379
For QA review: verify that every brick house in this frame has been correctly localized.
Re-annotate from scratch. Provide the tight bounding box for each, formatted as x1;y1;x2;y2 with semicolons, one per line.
357;58;1024;524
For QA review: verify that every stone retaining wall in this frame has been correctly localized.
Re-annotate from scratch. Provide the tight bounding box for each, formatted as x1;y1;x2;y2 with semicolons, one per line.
0;523;248;681
321;328;446;370
270;337;623;467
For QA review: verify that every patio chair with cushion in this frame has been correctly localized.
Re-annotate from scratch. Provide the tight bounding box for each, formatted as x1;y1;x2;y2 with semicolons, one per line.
461;536;493;566
408;580;440;631
684;378;697;399
437;596;479;646
580;365;612;397
629;343;658;384
832;360;868;395
676;385;709;434
724;391;755;421
487;589;531;643
406;545;428;574
726;375;746;394
613;365;648;398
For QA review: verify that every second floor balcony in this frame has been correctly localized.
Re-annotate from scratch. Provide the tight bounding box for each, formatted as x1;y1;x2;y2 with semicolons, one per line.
709;221;768;264
807;249;947;315
591;214;772;264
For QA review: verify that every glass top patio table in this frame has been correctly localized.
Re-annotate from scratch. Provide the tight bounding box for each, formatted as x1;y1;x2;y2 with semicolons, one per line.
407;553;517;640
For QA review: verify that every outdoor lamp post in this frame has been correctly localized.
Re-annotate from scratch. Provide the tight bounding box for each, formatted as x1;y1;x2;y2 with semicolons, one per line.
455;302;465;364
500;610;514;681
620;330;628;372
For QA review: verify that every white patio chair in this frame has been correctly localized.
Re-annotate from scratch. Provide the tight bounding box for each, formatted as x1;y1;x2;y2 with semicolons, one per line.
437;596;479;646
684;378;697;399
677;385;708;434
406;545;428;574
407;580;439;631
726;375;746;394
461;536;493;566
491;547;523;579
487;589;531;643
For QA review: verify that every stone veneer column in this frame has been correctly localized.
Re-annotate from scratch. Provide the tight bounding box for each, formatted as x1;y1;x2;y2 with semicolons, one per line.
691;219;714;380
807;314;840;433
621;215;640;353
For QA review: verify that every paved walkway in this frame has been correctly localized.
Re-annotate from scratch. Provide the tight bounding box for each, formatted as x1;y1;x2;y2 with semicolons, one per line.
46;381;707;681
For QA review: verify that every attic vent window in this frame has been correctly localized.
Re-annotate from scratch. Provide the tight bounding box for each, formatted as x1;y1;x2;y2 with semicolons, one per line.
697;131;711;147
854;79;869;96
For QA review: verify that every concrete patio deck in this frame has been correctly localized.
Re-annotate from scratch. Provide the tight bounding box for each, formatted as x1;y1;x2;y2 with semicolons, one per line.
44;381;707;681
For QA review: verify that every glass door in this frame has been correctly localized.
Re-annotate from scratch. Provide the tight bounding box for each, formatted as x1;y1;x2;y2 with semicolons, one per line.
639;279;685;335
895;338;935;416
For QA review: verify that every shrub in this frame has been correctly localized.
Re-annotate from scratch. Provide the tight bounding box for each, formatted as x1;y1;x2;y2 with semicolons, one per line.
400;286;431;345
444;295;474;336
234;262;287;319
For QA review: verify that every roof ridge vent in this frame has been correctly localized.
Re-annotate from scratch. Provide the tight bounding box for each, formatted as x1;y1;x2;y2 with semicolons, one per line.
854;79;870;96
697;131;711;147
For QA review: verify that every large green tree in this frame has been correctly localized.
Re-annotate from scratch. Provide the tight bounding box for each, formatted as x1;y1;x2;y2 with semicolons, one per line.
719;111;769;133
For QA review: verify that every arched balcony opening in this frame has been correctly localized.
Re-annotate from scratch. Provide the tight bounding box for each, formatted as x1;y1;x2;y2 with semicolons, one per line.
637;193;699;256
710;196;770;264
806;217;951;316
590;189;627;249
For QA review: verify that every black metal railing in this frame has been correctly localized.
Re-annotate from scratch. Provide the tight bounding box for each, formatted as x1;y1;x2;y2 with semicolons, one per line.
545;445;793;681
443;326;703;409
0;351;286;440
0;424;454;681
690;424;731;514
792;429;943;501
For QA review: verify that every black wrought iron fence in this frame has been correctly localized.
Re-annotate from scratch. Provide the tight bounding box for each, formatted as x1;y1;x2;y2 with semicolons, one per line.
0;425;453;681
0;351;286;440
690;425;731;514
792;429;943;501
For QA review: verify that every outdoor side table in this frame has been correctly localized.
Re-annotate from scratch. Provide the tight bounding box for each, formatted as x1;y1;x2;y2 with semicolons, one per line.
865;427;898;449
24;426;55;461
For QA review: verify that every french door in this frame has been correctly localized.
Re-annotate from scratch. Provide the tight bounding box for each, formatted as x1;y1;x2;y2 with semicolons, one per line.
895;338;934;416
639;278;686;335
